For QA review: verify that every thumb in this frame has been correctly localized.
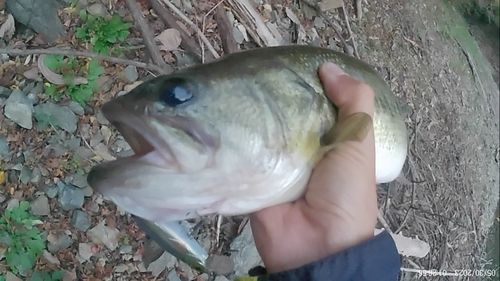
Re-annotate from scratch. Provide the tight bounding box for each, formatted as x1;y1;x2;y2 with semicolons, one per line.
318;63;375;120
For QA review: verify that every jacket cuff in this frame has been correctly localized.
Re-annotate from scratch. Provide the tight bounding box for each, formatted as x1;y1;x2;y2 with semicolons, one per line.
253;231;401;281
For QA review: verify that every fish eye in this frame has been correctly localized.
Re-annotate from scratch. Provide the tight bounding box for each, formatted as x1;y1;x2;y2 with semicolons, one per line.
159;78;193;107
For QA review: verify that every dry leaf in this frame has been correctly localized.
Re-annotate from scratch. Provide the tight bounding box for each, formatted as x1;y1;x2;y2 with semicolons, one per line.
0;14;15;39
155;29;182;52
94;143;116;161
124;81;143;92
318;0;343;11
38;55;88;85
0;171;5;185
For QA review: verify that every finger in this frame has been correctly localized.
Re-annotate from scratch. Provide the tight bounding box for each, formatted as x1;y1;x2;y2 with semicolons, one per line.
318;63;375;120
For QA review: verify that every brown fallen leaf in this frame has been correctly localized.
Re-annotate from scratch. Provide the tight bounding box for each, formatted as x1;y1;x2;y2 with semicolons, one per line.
23;67;43;82
155;28;182;52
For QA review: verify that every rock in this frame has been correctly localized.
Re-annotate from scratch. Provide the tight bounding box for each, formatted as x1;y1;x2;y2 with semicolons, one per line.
0;136;9;157
47;231;74;253
76;242;93;262
90;132;104;147
27;92;38;104
0;86;12;98
87;3;110;18
206;255;234;275
30;82;44;95
19;165;32;184
114;264;129;273
42;249;60;265
68;101;85;116
116;90;127;97
4;90;33;129
119;244;132;254
57;182;85;210
232;26;244;44
81;185;93;197
67;137;81;151
45;184;58;198
167;271;182;281
34;102;78;133
214;276;230;281
30;167;41;183
0;194;5;203
6;198;19;210
101;125;112;144
71;210;91;231
88;220;120;251
230;223;263;276
71;173;88;188
178;261;194;280
5;0;66;42
314;16;325;29
147;251;177;277
5;272;22;281
75;146;94;159
96;110;109;125
124;65;139;82
30;195;50;216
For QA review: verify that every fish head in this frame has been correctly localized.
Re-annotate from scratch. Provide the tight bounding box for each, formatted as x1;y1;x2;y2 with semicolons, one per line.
87;70;315;222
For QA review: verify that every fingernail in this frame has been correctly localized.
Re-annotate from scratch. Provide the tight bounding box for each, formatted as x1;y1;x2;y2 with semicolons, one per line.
323;62;346;77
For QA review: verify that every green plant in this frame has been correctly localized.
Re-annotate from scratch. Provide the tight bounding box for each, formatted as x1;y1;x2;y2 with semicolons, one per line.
43;55;104;105
0;202;45;276
76;10;132;55
29;271;64;281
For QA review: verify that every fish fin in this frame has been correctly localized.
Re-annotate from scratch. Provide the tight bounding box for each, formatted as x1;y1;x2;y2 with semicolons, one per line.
321;112;373;151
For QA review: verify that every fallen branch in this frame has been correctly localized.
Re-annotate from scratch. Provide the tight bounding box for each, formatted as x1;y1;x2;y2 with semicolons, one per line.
340;0;360;58
375;228;430;258
150;0;208;62
214;3;239;54
230;0;279;47
160;0;220;59
0;48;168;74
125;0;172;74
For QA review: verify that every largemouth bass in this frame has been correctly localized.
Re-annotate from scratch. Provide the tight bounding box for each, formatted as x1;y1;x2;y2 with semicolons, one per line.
88;45;407;268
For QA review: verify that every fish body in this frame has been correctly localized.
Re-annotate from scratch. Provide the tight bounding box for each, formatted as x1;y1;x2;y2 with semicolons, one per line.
87;45;407;265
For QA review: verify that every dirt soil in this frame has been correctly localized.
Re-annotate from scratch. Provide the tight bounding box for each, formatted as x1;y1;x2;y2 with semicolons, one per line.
354;0;499;279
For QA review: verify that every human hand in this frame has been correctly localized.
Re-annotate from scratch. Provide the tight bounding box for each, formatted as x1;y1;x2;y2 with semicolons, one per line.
250;62;378;273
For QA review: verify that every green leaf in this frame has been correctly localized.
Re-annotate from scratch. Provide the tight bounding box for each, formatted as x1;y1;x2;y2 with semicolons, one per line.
117;30;130;41
75;27;87;39
79;9;87;21
45;84;56;96
51;271;64;280
88;80;99;91
90;35;98;45
29;272;43;281
43;55;64;71
62;74;75;84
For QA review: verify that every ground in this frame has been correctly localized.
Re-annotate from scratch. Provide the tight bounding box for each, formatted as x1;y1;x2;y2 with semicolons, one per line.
0;0;498;280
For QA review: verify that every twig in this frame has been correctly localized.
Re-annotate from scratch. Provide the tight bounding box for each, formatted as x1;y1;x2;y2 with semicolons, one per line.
215;214;223;247
395;181;415;234
0;48;168;74
340;1;360;58
378;209;393;233
160;0;220;59
228;3;263;47
125;0;172;74
150;0;207;62
214;3;238;54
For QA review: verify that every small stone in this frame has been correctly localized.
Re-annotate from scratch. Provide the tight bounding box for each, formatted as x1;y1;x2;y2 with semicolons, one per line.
71;174;88;188
47;232;74;253
86;201;100;213
30;195;50;216
96;75;113;93
88;220;120;251
115;264;129;273
77;243;93;262
101;125;112;144
124;65;139;82
6;198;19;210
87;3;110;18
90;132;104;147
30;82;44;96
22;82;36;94
75;146;94;159
30;167;41;183
230;223;263;276
27;92;39;104
68;101;85;116
45;184;58;198
232;26;244;44
206;255;234;275
4;90;33;129
0;86;12;97
214;276;230;281
58;183;85;210
116;90;127;97
34;102;78;133
71;210;91;231
167;271;182;281
82;185;93;197
120;244;132;254
0;194;6;203
314;16;325;29
178;261;195;280
19;165;32;184
0;136;9;157
43;250;60;265
96;110;110;125
198;273;209;281
147;251;177;277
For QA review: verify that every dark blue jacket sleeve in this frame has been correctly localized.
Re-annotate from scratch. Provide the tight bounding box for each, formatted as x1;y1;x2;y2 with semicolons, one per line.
254;231;401;281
